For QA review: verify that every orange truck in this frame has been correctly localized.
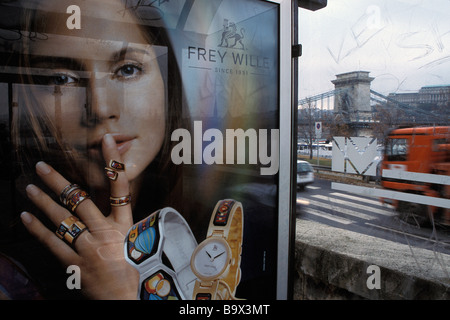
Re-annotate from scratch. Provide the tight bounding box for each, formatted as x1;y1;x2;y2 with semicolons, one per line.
381;126;450;226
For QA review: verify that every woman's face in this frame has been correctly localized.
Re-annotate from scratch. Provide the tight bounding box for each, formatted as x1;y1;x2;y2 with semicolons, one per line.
26;0;166;187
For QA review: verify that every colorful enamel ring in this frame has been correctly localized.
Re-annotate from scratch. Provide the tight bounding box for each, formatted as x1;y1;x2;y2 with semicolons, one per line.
104;160;125;180
108;160;125;171
110;195;131;207
104;167;119;181
56;216;87;246
67;189;91;212
59;184;80;206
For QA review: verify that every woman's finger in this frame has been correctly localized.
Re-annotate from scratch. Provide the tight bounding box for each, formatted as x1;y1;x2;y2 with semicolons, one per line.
35;161;106;228
20;211;81;267
25;184;71;227
25;184;92;252
102;133;133;226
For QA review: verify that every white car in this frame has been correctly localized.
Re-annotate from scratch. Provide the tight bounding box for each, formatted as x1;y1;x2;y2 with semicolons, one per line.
297;160;314;190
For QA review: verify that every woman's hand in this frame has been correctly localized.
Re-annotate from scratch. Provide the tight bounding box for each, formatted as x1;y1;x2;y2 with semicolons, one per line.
20;134;139;299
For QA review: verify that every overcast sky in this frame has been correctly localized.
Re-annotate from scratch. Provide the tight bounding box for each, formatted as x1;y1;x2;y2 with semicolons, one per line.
298;0;450;100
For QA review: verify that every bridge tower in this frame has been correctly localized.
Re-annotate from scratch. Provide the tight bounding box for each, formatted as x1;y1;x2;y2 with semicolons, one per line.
331;71;374;136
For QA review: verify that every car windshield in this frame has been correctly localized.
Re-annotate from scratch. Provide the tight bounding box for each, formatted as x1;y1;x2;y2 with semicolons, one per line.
297;162;312;172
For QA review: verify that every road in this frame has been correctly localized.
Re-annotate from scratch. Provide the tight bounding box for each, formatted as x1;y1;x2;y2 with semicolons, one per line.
296;178;450;255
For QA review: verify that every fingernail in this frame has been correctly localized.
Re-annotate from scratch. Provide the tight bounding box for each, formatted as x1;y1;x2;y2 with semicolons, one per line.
20;212;32;224
36;161;51;175
104;133;115;146
26;184;40;197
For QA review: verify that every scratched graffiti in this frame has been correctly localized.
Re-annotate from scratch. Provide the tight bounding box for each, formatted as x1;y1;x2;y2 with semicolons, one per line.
299;1;450;97
298;0;450;296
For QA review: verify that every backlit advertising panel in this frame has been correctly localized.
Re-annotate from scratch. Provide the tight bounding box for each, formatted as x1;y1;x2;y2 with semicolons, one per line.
0;0;294;301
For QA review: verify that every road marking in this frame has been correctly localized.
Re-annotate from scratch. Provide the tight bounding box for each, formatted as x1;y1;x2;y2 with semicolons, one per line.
330;192;385;207
302;207;353;225
306;185;321;190
307;198;375;221
296;198;310;206
311;194;395;217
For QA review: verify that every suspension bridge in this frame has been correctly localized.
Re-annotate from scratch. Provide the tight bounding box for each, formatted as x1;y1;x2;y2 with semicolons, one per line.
298;71;449;135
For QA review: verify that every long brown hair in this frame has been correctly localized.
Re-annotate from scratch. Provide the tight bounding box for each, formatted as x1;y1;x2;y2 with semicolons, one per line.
9;2;189;220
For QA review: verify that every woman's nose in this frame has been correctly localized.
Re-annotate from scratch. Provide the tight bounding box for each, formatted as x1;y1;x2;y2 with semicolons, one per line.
84;73;120;126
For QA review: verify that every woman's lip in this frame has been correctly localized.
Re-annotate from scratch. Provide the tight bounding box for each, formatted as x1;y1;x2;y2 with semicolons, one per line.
86;134;136;158
116;138;133;155
109;134;136;155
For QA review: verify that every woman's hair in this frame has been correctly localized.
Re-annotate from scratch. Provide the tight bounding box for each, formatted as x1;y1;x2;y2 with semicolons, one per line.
0;1;194;299
8;2;189;219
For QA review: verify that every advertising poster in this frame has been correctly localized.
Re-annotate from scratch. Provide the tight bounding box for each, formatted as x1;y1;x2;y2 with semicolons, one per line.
0;0;293;301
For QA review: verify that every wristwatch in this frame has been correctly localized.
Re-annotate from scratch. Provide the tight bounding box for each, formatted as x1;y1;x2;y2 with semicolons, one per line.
124;208;198;300
190;199;244;300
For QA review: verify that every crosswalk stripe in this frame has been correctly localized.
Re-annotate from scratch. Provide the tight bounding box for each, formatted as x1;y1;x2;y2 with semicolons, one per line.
306;185;321;190
302;207;353;225
329;192;384;207
330;192;396;212
307;198;375;221
311;194;395;217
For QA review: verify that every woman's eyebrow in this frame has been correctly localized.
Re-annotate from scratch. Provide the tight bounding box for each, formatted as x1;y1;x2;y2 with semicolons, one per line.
112;47;151;61
30;56;84;70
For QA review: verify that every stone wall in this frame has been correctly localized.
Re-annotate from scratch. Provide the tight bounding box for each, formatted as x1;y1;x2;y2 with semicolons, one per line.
293;219;450;300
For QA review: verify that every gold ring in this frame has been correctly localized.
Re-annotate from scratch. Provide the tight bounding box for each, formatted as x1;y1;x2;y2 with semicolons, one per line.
67;189;90;212
56;216;87;246
108;160;125;171
104;167;119;181
104;160;125;180
110;195;131;207
59;184;80;206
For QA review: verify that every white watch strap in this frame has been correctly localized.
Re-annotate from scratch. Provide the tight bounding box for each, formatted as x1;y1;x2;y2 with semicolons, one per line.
160;208;198;298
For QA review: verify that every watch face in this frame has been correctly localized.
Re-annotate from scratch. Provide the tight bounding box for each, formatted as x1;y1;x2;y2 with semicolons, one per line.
192;238;231;280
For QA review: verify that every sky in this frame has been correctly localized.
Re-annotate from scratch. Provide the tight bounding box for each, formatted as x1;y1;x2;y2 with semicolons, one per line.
298;0;450;100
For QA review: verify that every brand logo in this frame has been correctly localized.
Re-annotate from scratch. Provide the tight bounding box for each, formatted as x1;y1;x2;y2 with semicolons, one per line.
186;17;271;75
219;19;245;50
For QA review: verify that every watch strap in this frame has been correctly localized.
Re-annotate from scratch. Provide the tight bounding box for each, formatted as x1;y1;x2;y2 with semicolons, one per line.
161;209;198;297
193;280;243;300
208;199;243;296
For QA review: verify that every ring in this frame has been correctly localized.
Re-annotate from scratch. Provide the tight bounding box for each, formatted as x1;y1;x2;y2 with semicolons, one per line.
56;216;87;246
67;189;91;212
110;195;131;207
60;184;80;206
108;160;125;171
104;160;125;181
104;167;119;181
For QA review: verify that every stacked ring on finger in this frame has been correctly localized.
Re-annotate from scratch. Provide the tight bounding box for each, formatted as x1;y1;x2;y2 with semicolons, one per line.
104;160;126;181
56;216;87;246
60;184;80;206
60;184;90;213
67;189;91;212
110;194;131;207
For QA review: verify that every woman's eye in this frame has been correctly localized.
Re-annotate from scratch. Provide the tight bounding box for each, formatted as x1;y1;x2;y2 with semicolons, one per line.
114;64;143;79
49;74;78;86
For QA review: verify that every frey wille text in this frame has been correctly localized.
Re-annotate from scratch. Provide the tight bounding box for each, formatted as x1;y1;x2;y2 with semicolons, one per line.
188;46;271;70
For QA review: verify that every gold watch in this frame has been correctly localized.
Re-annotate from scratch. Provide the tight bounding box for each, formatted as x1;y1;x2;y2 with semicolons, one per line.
190;199;244;300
